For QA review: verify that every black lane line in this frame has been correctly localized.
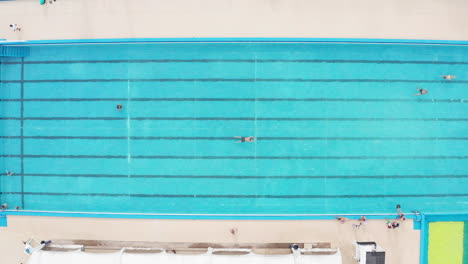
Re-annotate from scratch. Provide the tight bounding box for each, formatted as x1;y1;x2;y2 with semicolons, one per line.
3;59;468;65
20;58;25;209
19;173;468;179
1;154;468;159
1;98;467;103
1;192;468;198
3;78;468;84
1;117;468;121
2;136;468;141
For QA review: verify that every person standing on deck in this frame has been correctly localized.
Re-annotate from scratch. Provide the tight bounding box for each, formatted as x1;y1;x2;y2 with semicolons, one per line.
336;216;349;224
386;218;392;229
9;24;21;32
396;204;406;220
391;221;400;229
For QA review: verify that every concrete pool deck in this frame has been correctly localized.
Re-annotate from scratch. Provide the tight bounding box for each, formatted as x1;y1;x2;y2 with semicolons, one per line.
0;216;419;264
0;0;468;41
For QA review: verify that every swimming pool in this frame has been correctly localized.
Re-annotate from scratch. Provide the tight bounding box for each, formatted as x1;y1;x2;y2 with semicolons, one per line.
1;41;467;215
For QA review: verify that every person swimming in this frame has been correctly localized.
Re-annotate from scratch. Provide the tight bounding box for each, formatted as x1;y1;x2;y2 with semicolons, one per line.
117;104;123;111
441;75;456;80
415;88;428;96
234;136;256;143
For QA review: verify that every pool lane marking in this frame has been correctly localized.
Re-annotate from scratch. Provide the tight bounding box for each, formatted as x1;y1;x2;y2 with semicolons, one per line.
3;59;468;65
1;98;467;103
3;79;468;83
1;192;468;198
2;136;468;141
1;154;468;159
15;173;468;179
1;117;468;121
20;58;25;209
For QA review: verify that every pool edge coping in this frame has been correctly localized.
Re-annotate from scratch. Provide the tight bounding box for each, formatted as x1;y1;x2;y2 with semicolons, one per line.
2;210;467;220
1;37;468;46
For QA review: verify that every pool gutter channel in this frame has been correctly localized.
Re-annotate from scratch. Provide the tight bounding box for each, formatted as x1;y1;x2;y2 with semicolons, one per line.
1;38;468;46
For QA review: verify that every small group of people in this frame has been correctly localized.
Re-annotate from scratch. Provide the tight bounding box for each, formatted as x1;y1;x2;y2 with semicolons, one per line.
386;204;406;229
386;205;405;229
336;204;407;230
415;75;456;96
387;219;401;229
336;215;367;229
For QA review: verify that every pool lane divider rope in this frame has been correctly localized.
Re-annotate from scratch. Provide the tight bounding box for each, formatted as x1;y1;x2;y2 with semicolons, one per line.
0;98;467;103
0;136;468;141
1;192;468;198
8;174;468;179
2;136;468;140
20;57;25;209
2;58;468;65
1;154;468;159
2;78;468;83
1;117;468;121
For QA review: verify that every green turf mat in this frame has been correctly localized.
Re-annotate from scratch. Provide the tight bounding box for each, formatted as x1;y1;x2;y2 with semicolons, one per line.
464;222;468;264
429;222;464;264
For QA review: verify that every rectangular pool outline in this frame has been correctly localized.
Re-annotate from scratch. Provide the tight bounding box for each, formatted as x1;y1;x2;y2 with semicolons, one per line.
1;38;467;220
1;38;467;219
2;38;468;264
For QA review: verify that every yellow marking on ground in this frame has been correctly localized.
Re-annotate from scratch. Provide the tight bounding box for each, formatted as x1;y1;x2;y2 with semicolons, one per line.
428;222;464;264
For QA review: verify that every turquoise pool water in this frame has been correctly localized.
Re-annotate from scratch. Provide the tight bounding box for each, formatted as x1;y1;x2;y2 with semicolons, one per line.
0;42;467;215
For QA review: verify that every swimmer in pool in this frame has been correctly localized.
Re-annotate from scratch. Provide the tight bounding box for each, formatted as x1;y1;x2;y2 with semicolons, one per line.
234;136;256;143
117;104;123;111
415;88;428;96
5;170;13;176
441;75;456;80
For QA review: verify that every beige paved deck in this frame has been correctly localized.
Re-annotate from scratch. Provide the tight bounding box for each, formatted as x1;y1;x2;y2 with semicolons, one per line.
0;0;468;41
0;216;419;264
